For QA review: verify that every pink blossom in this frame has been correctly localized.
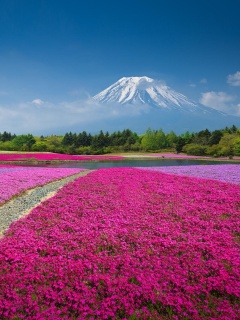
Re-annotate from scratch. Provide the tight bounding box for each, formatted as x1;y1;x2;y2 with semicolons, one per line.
0;166;86;204
0;152;123;162
138;164;240;185
0;168;239;319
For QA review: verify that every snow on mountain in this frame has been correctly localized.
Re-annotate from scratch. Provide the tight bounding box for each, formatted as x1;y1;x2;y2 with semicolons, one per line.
93;76;212;113
92;76;240;133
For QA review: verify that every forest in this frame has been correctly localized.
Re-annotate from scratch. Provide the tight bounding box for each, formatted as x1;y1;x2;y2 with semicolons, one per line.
0;125;240;157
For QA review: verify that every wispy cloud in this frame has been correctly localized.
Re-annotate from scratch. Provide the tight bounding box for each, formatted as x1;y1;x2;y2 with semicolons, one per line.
32;99;44;106
0;97;150;135
200;91;240;115
227;71;240;86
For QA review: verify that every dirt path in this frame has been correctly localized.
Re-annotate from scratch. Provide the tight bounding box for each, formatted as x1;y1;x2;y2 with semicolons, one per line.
0;170;93;238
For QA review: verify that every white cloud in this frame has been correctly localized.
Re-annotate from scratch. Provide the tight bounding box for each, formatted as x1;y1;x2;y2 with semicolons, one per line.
200;91;233;108
0;97;150;135
227;71;240;86
32;99;44;106
200;91;240;115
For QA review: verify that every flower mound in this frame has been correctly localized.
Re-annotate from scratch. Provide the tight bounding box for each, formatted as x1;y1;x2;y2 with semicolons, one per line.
0;168;239;319
138;164;240;185
0;166;86;205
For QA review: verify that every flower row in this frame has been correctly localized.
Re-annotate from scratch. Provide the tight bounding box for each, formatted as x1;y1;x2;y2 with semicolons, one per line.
0;152;123;162
0;168;239;319
138;164;240;185
0;166;86;205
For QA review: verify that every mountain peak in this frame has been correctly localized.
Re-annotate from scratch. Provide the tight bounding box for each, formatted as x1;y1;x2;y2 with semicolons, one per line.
117;76;154;84
91;76;240;134
93;76;197;110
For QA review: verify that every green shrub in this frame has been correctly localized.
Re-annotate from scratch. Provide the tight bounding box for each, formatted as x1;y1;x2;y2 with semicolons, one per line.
182;143;206;156
205;144;221;156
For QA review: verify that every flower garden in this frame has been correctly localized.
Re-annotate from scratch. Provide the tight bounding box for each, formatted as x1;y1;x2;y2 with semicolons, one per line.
138;164;240;185
0;153;123;162
0;166;239;319
0;166;86;205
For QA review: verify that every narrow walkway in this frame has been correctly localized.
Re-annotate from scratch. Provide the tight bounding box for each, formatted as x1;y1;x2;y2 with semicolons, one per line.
0;170;93;238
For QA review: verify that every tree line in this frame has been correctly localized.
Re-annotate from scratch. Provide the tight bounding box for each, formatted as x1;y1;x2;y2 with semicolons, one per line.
0;125;240;157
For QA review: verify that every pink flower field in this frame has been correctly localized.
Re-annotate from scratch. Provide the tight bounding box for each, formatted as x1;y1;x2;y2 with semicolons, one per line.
138;164;240;185
0;168;239;319
0;152;123;162
0;166;86;205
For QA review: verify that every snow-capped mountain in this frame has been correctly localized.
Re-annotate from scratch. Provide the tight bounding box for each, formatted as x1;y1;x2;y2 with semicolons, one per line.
92;76;240;133
93;76;215;114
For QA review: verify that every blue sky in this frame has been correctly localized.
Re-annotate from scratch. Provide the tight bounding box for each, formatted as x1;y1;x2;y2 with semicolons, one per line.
0;0;240;134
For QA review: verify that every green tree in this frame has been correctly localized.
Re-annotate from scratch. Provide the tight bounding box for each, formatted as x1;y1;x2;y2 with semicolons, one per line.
175;137;186;153
193;129;211;145
0;140;14;151
208;130;223;146
46;135;62;147
79;131;91;146
62;132;74;146
166;130;178;147
183;143;206;156
91;130;107;150
230;124;237;133
31;141;48;152
12;134;36;151
234;138;240;156
109;131;123;146
181;131;193;144
156;129;168;149
217;134;237;156
205;144;221;157
0;131;15;142
141;129;159;151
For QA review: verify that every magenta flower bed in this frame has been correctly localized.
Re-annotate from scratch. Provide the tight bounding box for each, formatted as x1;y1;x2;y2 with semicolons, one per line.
138;164;240;185
0;153;123;162
0;166;86;205
0;168;239;319
0;164;17;169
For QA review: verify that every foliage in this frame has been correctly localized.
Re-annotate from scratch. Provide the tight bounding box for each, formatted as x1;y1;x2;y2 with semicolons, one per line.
0;131;15;142
205;144;221;157
175;137;186;153
192;128;211;145
182;143;207;156
234;137;240;156
141;128;168;151
217;134;238;156
0;124;239;156
11;134;36;151
208;130;223;146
